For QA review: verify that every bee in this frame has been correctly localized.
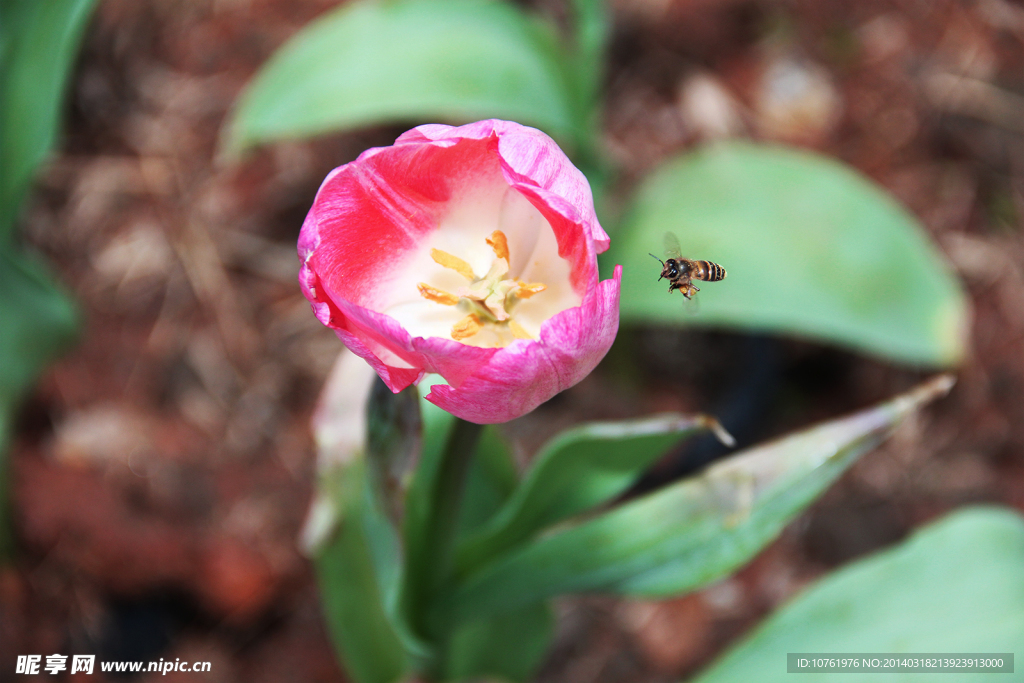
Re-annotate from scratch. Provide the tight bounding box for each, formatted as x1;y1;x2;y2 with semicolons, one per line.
649;232;726;300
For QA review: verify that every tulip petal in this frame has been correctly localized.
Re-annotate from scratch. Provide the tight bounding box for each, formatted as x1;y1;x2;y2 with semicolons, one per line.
300;120;620;423
425;266;621;424
397;120;607;294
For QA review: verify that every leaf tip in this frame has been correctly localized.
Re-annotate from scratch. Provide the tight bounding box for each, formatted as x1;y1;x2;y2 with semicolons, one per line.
912;373;956;404
214;119;250;167
699;415;736;448
888;373;956;424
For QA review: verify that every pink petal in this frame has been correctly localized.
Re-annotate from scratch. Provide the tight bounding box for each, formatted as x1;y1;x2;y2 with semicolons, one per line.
304;135;498;310
398;121;607;252
300;120;621;423
424;266;622;424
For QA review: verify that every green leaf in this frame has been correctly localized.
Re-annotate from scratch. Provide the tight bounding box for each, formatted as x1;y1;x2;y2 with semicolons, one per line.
0;0;96;558
456;413;732;577
316;464;415;683
399;396;484;646
0;249;78;413
692;507;1024;683
566;0;609;132
445;601;554;682
0;248;79;556
222;0;579;156
403;391;538;679
449;376;954;620
1;0;98;239
456;424;519;539
605;143;969;366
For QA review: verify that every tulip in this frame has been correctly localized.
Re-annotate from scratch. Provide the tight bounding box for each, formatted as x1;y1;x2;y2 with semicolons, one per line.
299;120;621;424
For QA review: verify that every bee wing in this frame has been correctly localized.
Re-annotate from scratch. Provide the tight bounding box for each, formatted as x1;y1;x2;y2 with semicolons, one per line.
663;231;682;260
683;291;700;315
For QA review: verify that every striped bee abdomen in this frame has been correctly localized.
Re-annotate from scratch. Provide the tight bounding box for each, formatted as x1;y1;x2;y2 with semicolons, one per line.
693;260;726;281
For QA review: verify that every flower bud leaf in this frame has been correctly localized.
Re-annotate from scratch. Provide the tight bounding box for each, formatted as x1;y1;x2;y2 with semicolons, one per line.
366;379;422;526
449;375;954;619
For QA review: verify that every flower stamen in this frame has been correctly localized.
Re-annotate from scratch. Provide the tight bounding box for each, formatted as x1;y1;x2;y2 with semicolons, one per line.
417;283;459;306
451;314;483;340
485;230;510;262
430;248;476;281
508;319;533;340
514;281;546;299
420;233;547;346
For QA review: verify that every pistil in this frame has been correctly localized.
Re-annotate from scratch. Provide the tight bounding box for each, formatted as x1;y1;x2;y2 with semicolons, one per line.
417;230;547;345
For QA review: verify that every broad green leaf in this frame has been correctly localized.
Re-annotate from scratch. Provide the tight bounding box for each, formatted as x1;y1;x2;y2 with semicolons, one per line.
565;0;609;140
223;0;579;156
605;143;969;366
1;0;98;239
316;464;414;683
456;413;733;577
692;507;1024;683
449;376;954;620
445;601;554;682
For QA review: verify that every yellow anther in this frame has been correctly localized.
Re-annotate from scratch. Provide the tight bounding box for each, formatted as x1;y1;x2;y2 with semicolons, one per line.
431;248;476;281
417;283;459;306
451;314;483;341
486;230;510;262
515;281;547;299
508;319;533;340
421;234;549;346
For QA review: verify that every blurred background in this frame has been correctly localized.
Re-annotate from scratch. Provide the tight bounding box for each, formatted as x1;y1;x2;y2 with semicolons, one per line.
2;0;1023;681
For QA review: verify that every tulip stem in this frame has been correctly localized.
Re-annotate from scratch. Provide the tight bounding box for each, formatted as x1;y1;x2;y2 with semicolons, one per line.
428;417;483;588
410;416;483;675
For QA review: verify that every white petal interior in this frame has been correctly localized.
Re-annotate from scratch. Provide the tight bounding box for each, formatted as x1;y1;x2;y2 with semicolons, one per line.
379;169;581;346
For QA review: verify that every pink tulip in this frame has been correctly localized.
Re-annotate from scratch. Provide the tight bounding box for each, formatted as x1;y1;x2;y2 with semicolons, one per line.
298;120;621;424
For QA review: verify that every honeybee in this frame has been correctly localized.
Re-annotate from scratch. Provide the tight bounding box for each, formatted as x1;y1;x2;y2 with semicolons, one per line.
650;232;726;300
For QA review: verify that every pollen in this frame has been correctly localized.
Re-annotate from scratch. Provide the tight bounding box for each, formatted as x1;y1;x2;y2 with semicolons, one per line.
485;230;510;262
451;314;483;340
417;283;459;306
509;319;533;340
431;248;475;281
420;234;547;346
515;281;546;299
